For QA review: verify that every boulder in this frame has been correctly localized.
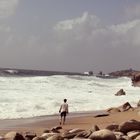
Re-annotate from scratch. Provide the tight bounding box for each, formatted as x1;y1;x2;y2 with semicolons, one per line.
119;119;140;134
127;130;140;139
107;107;121;113
94;112;109;117
66;128;93;139
113;131;125;140
62;132;78;139
132;73;140;83
51;126;62;131
105;124;119;131
115;89;126;96
4;131;25;140
118;102;133;112
43;129;51;133
41;133;58;139
47;134;64;140
75;130;92;138
90;125;100;132
69;128;85;133
25;132;36;140
121;136;132;140
135;135;140;140
32;137;45;140
89;129;117;140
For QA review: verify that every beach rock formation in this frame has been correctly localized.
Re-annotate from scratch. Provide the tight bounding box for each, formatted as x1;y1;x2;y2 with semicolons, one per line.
107;102;133;114
47;134;64;140
127;130;140;139
113;131;125;140
107;107;121;113
132;73;140;83
115;89;126;96
41;133;58;139
75;130;92;138
132;72;140;86
89;129;117;140
90;125;100;132
109;69;137;77
2;119;140;140
118;102;133;112
25;132;36;140
4;131;25;140
135;135;140;140
32;137;46;140
105;124;119;131
119;119;140;134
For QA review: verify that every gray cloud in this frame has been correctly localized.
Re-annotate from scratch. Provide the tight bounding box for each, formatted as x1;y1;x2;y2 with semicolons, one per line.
124;2;140;20
52;12;140;72
0;11;140;73
0;0;19;18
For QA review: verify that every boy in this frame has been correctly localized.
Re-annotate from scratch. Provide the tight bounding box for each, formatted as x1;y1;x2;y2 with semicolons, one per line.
59;99;69;125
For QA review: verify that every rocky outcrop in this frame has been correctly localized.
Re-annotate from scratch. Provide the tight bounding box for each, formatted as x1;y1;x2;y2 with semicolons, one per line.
33;137;46;140
119;119;140;134
132;73;140;82
115;89;126;96
105;124;119;131
0;68;84;77
107;102;133;113
107;107;121;113
1;119;140;140
132;72;140;86
118;102;133;112
89;129;117;140
109;69;138;77
25;132;36;140
4;131;25;140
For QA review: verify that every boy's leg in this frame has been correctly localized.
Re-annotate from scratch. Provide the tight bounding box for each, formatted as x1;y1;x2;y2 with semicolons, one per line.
63;116;66;124
60;114;62;125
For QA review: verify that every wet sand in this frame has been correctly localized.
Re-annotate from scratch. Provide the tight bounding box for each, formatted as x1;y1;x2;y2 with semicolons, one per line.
0;109;139;136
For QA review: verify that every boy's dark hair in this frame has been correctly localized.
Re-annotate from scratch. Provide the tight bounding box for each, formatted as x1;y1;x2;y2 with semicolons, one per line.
64;99;67;102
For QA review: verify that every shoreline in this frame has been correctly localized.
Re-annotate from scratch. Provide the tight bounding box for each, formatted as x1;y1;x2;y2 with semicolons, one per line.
0;110;107;129
0;108;139;136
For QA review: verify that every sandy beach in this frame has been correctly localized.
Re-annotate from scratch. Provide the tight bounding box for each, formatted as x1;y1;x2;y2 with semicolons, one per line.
0;108;139;137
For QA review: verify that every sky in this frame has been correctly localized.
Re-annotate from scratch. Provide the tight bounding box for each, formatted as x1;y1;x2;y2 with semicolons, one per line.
0;0;140;73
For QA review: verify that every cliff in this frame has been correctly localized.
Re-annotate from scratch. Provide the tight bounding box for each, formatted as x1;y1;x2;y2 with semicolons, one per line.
109;69;138;77
109;69;140;87
131;72;140;86
0;68;83;77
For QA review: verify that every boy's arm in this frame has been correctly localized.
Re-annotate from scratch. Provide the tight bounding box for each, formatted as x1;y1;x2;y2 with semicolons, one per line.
59;105;62;113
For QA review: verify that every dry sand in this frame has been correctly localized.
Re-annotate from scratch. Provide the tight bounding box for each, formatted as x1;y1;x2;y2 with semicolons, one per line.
0;108;140;136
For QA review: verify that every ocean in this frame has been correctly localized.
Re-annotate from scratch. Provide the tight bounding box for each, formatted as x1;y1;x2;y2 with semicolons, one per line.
0;75;139;119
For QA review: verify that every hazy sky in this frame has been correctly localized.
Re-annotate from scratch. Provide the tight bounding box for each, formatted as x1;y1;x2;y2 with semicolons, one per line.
0;0;140;73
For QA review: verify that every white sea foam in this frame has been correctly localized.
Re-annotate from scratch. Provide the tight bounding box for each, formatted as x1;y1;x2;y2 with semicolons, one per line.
0;75;139;119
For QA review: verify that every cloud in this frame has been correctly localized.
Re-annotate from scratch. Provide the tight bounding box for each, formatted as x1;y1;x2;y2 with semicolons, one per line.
52;12;140;72
54;12;140;50
54;12;101;31
124;2;140;20
0;0;19;18
1;11;140;72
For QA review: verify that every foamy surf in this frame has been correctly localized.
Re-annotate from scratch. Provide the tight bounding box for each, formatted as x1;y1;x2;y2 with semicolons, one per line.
0;75;139;119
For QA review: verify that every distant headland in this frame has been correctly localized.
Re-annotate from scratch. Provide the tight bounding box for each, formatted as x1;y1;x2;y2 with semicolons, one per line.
0;68;84;77
0;68;140;86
